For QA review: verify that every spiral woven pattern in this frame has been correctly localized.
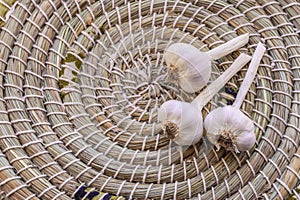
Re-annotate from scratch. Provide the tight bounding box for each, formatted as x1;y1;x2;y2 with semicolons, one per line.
0;0;299;199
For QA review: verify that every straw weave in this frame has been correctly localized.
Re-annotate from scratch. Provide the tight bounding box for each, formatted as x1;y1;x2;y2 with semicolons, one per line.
0;0;299;199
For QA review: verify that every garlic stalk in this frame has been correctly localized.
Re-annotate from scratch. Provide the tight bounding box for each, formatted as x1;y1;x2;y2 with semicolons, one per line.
158;53;252;146
204;42;266;152
165;33;249;93
191;53;252;110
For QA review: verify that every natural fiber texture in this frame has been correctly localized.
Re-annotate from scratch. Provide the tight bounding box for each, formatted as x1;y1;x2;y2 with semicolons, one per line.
0;0;299;199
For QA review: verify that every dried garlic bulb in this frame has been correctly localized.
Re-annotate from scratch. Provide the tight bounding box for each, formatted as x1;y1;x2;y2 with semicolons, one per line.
158;100;203;146
204;106;256;152
164;43;211;93
165;34;249;93
204;42;266;153
158;53;252;146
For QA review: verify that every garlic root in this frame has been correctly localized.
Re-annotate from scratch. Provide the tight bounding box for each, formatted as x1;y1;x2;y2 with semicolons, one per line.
164;121;179;139
204;42;266;153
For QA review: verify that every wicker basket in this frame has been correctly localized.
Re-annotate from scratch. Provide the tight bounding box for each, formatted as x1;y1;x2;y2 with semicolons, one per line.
0;0;299;199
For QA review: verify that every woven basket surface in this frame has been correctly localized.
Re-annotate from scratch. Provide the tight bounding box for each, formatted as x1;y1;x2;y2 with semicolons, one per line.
0;0;300;199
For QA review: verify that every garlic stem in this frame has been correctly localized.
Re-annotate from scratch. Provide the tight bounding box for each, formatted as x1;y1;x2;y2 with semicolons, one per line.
206;34;249;60
191;53;252;111
232;42;266;108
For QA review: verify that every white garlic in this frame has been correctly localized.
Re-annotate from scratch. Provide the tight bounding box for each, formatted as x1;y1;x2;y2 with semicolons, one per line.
164;34;249;93
158;53;252;146
204;42;266;153
158;100;203;146
204;106;255;152
164;43;211;93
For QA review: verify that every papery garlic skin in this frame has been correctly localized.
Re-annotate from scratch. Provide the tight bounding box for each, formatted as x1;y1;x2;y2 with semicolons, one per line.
165;43;211;93
204;106;256;152
158;100;203;146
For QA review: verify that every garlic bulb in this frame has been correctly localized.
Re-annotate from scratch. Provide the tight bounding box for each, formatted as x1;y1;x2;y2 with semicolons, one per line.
158;53;252;146
204;106;255;152
164;34;249;93
165;43;211;93
158;100;203;146
204;42;266;153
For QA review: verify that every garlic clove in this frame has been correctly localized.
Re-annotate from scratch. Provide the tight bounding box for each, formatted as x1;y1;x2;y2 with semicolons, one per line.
178;73;207;93
158;100;203;146
158;100;182;125
204;106;256;152
236;127;256;152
